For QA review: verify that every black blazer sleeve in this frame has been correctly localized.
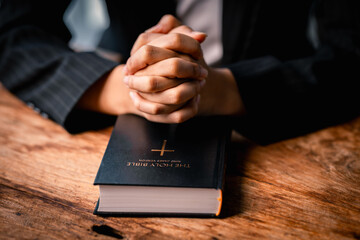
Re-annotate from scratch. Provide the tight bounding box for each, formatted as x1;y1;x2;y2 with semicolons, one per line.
0;0;118;132
227;0;360;144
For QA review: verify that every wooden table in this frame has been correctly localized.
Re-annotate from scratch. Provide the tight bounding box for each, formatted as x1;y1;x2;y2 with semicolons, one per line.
1;85;359;240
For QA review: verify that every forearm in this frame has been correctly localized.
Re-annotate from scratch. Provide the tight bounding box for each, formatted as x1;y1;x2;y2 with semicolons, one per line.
0;0;120;131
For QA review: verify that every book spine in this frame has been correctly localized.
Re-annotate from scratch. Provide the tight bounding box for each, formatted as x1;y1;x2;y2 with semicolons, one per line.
215;130;230;190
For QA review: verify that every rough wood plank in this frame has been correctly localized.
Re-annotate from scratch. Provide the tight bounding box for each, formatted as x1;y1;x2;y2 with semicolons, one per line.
0;85;359;240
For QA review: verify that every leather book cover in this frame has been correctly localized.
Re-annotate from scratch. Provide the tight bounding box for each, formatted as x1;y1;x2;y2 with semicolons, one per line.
94;114;230;189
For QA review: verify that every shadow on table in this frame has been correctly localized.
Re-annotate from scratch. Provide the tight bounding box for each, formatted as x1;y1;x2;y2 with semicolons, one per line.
219;132;257;218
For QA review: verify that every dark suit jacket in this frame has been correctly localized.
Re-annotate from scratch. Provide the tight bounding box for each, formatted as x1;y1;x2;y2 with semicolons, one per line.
1;0;359;143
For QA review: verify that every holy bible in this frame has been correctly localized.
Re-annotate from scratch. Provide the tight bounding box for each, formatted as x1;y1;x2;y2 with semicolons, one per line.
93;114;230;217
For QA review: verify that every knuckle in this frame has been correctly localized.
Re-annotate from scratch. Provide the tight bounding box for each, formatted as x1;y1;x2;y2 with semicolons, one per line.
138;33;150;43
170;33;183;48
162;14;176;24
142;45;154;59
151;105;162;115
172;113;185;123
146;77;158;92
169;91;182;104
142;45;154;57
169;58;181;75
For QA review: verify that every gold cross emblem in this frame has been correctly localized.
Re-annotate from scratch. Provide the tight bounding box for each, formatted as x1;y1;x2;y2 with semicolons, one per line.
151;140;175;156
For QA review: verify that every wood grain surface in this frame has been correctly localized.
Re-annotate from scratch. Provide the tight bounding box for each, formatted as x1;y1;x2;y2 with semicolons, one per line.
0;85;359;240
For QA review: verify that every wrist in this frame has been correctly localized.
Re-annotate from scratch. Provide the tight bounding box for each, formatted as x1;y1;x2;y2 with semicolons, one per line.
76;65;139;116
200;67;245;116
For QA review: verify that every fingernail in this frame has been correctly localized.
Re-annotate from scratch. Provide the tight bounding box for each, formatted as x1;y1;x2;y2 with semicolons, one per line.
196;94;201;104
199;79;206;88
192;31;207;37
129;91;136;101
200;67;208;78
123;66;128;75
123;76;129;85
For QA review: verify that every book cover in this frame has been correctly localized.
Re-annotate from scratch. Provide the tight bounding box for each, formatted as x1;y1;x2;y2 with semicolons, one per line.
93;114;230;216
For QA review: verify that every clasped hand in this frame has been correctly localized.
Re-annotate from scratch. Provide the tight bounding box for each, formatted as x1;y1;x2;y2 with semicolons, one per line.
123;15;209;123
77;15;243;123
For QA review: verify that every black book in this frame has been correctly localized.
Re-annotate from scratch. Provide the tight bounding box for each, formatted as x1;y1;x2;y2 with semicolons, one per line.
93;114;230;217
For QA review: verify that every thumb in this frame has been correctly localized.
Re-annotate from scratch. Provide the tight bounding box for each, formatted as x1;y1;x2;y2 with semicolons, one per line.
145;14;182;34
169;25;207;43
